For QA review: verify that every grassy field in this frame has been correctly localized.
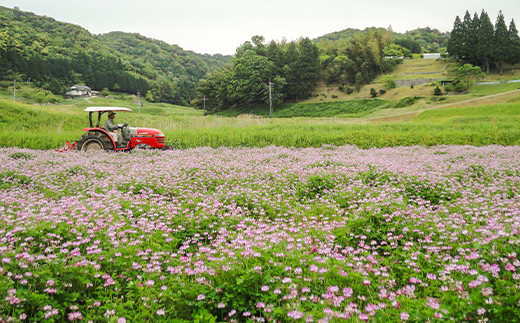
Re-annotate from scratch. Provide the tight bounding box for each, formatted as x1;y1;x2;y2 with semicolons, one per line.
1;95;519;149
1;58;520;150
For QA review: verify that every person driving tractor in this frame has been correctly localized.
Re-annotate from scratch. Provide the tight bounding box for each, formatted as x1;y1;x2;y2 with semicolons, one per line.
104;111;131;147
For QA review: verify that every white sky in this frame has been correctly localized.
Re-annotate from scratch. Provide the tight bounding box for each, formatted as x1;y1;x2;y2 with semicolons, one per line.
1;0;519;55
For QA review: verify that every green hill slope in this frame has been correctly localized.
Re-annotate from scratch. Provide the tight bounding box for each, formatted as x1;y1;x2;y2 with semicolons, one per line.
0;6;231;105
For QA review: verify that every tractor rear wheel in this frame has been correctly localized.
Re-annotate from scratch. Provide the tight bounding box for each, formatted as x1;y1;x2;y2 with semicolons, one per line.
77;133;112;151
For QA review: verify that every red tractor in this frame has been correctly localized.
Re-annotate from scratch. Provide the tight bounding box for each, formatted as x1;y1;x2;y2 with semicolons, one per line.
59;107;166;152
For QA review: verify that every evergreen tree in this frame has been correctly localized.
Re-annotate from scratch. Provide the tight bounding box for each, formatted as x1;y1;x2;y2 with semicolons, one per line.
469;13;481;65
447;16;464;61
293;38;320;100
461;11;476;63
494;10;509;75
477;10;494;74
267;40;285;76
508;19;520;65
284;42;301;101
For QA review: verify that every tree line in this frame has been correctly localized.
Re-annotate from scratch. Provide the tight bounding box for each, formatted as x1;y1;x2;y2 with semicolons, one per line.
192;36;320;112
448;10;520;74
193;29;404;112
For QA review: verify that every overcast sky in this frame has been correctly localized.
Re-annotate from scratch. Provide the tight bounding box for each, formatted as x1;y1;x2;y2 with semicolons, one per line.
2;0;518;55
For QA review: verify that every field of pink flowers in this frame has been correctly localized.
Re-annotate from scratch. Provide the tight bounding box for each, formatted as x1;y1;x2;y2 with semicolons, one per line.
1;145;519;322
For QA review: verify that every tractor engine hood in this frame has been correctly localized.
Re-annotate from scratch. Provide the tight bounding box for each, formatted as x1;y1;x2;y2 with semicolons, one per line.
129;127;165;138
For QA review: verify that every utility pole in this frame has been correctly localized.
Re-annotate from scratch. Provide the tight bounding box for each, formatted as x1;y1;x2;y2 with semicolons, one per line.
137;91;141;113
202;95;207;114
13;79;16;102
268;79;273;118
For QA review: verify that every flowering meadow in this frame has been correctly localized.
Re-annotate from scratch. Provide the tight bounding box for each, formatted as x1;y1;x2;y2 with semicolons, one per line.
0;145;519;322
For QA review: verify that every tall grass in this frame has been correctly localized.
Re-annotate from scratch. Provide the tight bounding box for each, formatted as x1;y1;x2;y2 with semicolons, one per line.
2;98;520;150
165;122;520;149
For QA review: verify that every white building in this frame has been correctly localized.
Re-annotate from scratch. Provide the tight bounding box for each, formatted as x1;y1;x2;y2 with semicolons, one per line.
423;53;442;59
66;85;93;97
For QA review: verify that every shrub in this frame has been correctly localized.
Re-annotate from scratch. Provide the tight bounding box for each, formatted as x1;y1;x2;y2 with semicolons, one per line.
100;88;110;97
379;89;386;95
392;96;421;108
454;82;468;92
339;85;353;94
434;86;443;96
370;88;377;98
381;76;396;90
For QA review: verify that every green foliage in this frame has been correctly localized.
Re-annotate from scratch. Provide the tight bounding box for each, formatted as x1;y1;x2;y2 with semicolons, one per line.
273;99;387;118
8;152;33;160
338;85;353;94
381;75;396;90
391;96;421;108
450;63;485;90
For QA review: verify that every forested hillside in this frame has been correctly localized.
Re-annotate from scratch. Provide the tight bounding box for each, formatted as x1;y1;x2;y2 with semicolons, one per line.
316;27;450;55
0;6;231;105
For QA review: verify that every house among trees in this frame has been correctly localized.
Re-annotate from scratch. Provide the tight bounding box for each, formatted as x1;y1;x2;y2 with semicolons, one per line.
65;85;96;98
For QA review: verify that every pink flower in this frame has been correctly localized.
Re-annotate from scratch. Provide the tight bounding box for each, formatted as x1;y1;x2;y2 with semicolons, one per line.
362;279;371;286
197;294;205;301
400;312;410;321
157;309;165;316
68;311;83;321
261;285;269;292
228;309;236;317
117;318;126;323
343;287;353;298
288;310;305;319
426;298;440;310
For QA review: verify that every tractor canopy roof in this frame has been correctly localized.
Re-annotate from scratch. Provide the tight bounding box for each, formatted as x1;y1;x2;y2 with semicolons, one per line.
84;107;132;113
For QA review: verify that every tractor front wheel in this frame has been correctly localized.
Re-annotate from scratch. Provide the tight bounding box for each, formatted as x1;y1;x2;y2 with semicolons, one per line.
77;133;111;151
